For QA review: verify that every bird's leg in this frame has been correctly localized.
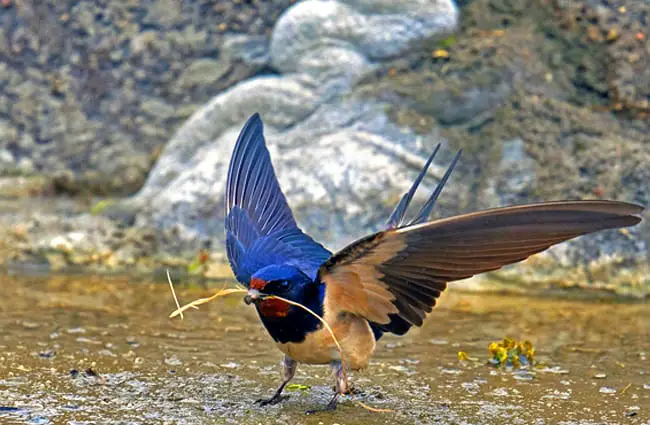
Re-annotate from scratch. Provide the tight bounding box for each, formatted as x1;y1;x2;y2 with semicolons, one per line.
305;361;346;414
256;356;297;406
333;360;350;395
330;359;360;394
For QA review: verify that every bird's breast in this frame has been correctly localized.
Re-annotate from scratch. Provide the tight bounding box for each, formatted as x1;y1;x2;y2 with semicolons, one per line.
276;312;376;370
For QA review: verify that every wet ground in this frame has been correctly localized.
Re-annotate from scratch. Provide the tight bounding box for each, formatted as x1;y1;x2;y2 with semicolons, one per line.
0;273;648;425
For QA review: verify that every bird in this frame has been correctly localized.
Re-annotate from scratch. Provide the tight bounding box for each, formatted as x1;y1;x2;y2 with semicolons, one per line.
224;113;643;412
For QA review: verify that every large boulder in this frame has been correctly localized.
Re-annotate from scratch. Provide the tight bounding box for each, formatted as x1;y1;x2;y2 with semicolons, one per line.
125;0;461;250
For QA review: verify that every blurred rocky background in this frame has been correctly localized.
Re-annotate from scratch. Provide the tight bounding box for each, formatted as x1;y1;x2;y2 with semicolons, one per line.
0;0;647;296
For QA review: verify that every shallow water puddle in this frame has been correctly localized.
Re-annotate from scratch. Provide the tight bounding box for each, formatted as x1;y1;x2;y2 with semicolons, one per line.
0;274;648;424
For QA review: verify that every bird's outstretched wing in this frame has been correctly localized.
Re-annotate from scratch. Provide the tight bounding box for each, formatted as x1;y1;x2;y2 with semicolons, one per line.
225;114;331;285
318;149;643;335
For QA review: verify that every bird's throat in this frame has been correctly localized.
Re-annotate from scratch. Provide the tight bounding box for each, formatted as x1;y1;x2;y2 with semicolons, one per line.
258;298;291;318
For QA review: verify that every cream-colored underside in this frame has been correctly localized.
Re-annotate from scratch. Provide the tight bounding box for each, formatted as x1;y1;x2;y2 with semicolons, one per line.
276;312;376;370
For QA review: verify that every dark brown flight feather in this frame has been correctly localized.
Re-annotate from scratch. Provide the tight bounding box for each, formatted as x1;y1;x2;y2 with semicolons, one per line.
319;200;643;326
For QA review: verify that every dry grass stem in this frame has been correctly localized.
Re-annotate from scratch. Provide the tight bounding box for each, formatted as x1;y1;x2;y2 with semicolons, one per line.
168;287;247;318
356;401;394;413
166;269;186;319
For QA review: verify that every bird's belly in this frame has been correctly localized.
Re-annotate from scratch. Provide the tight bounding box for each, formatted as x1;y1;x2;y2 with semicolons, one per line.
276;314;376;370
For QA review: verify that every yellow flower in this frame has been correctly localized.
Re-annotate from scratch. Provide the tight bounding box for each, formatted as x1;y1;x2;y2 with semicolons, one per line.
488;337;536;368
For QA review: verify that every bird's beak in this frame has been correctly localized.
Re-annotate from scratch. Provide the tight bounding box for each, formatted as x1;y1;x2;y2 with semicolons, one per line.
244;289;264;305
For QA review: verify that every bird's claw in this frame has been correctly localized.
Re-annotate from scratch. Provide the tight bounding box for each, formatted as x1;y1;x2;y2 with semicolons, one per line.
255;394;289;406
347;386;363;395
331;385;362;395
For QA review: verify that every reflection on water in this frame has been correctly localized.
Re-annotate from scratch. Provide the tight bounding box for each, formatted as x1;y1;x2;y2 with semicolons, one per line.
0;274;648;424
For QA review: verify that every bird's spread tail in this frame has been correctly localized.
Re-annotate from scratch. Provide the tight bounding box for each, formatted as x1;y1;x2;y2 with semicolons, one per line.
387;146;462;229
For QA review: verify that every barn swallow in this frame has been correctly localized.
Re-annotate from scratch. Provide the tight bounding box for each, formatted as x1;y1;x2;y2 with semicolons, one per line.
225;113;643;411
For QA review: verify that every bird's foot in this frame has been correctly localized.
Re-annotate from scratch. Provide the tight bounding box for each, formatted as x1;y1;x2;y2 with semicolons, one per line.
305;393;339;415
331;384;362;395
255;393;289;406
347;386;363;395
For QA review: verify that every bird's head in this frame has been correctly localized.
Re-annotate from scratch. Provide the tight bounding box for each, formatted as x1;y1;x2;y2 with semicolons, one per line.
244;265;312;318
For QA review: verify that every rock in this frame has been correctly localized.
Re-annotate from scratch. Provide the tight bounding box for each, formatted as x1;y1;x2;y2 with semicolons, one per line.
130;31;158;55
143;0;183;28
45;252;67;271
0;120;18;147
599;386;616;394
140;98;176;120
17;133;35;151
176;58;232;90
223;35;270;67
46;232;86;253
0;149;15;167
484;138;536;207
552;0;650;114
0;176;47;198
16;158;35;174
166;27;209;53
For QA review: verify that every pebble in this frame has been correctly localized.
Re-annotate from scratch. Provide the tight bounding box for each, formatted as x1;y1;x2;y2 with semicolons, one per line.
21;321;39;329
513;371;535;381
599;386;616;394
176;59;231;89
461;382;480;393
164;356;182;366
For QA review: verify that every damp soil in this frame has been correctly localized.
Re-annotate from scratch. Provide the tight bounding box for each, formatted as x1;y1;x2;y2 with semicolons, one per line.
0;274;648;425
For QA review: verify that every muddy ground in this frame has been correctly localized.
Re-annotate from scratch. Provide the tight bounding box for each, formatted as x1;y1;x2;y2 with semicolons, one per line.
1;274;648;424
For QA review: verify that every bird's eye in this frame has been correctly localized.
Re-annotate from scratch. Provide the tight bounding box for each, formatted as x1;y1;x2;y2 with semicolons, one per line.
277;281;289;288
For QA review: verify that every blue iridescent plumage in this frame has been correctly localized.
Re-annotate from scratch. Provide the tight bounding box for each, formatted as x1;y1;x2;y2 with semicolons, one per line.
225;113;331;286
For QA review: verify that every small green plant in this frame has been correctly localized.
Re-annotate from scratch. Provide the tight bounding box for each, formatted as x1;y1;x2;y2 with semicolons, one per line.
90;199;117;215
437;35;457;49
286;383;311;392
